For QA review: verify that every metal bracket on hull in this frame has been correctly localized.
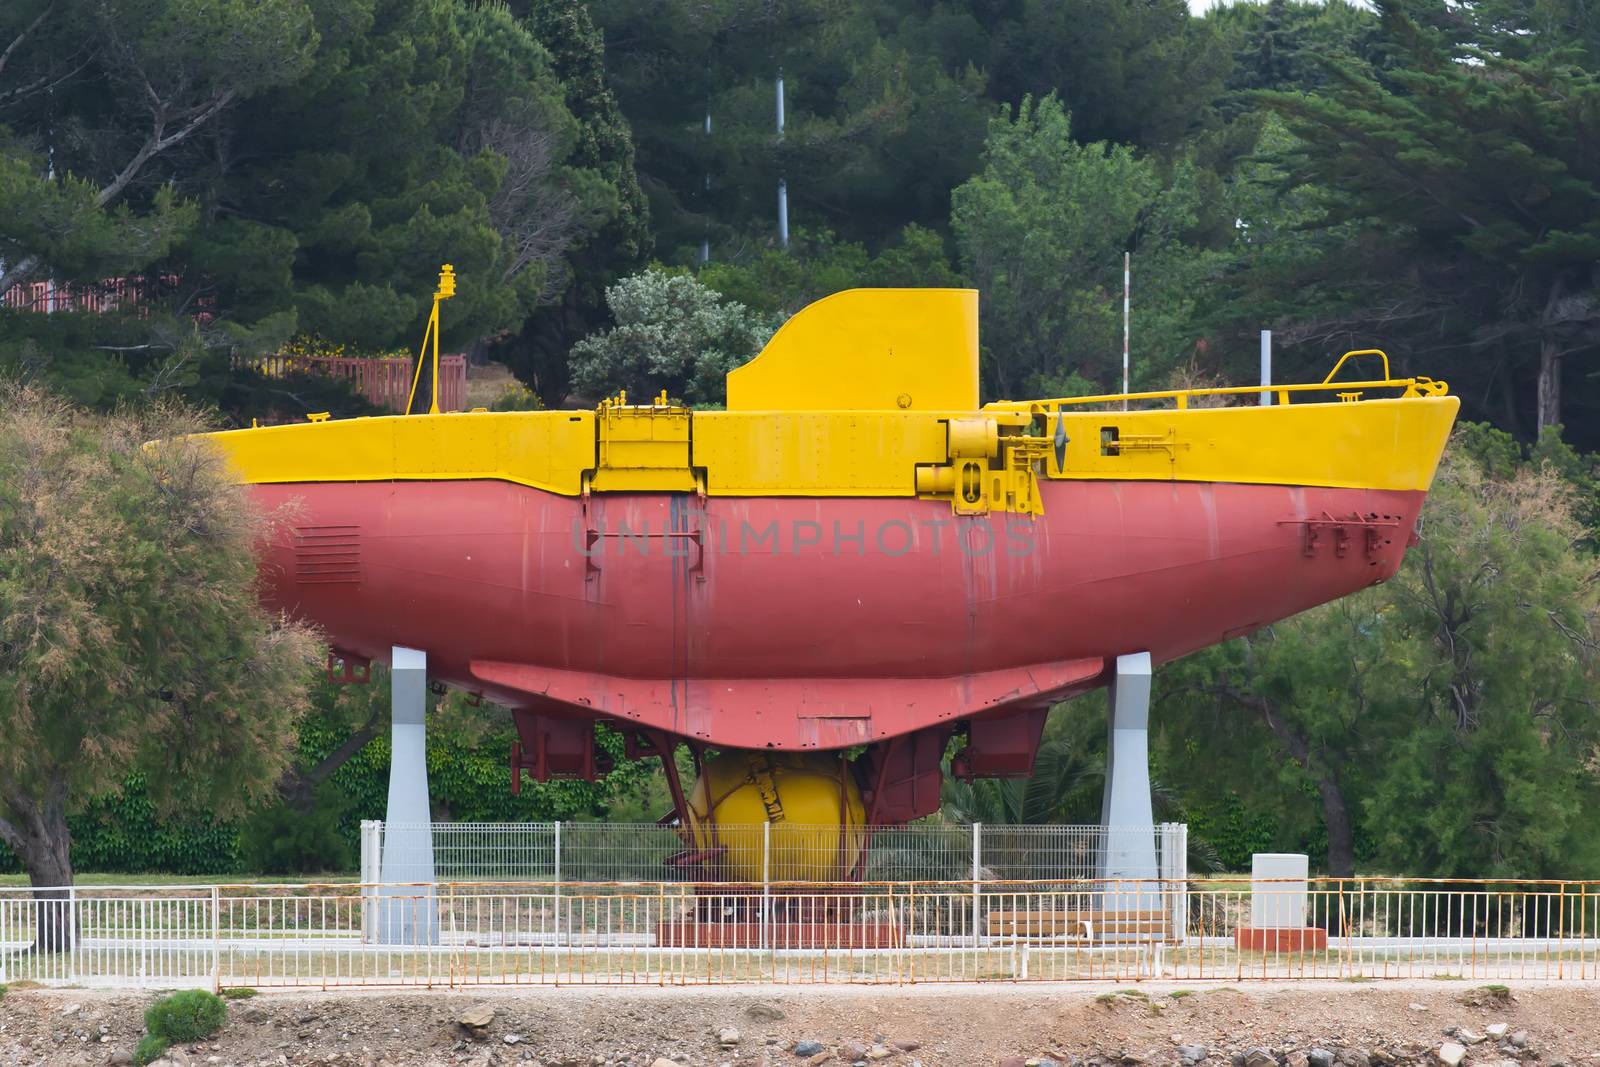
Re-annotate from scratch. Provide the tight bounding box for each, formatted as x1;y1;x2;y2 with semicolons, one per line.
1281;511;1404;560
510;712;615;788
914;414;1048;516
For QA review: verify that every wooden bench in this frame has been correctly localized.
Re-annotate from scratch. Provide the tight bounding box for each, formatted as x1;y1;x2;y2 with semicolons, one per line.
985;909;1169;941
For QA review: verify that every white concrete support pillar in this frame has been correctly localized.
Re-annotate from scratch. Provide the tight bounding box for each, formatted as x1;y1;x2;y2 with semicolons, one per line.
1098;652;1159;918
378;646;437;945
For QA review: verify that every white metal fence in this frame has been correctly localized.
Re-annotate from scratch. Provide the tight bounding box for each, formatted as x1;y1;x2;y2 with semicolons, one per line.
3;878;1597;990
360;821;1189;886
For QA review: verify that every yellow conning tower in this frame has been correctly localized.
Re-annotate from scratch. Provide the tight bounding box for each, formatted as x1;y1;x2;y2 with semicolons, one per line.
199;286;1459;512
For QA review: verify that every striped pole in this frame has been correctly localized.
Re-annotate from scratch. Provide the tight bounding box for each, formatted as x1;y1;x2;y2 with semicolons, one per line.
777;71;789;250
1122;251;1131;409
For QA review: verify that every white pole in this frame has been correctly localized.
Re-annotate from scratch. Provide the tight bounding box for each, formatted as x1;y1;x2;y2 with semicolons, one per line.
210;885;221;991
971;822;982;948
1260;329;1273;406
761;820;771;952
776;71;789;250
67;885;77;983
1122;251;1131;409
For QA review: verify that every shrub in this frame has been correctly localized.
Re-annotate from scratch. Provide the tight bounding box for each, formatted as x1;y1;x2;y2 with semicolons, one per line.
144;989;227;1044
239;787;351;874
488;383;542;412
133;1034;170;1065
568;269;773;406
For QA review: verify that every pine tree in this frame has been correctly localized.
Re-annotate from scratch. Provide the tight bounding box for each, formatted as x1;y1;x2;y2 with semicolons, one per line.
499;0;652;403
1255;0;1600;435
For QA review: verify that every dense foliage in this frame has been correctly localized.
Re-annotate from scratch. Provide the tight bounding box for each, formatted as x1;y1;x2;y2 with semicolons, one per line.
6;0;1600;877
0;384;322;891
1158;429;1600;876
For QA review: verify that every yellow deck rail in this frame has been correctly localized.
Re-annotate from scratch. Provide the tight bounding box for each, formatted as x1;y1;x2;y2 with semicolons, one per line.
986;350;1448;415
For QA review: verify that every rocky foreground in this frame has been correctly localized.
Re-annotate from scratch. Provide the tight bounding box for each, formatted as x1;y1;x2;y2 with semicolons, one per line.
2;983;1598;1067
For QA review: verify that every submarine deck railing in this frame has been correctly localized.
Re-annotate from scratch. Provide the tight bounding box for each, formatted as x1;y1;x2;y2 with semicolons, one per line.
985;347;1448;414
985;375;1449;415
3;877;1598;989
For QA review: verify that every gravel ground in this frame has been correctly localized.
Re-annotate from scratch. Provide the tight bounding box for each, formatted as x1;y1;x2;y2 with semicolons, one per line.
2;981;1598;1067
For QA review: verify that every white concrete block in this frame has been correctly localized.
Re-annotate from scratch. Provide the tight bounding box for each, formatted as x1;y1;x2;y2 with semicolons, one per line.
1250;852;1308;928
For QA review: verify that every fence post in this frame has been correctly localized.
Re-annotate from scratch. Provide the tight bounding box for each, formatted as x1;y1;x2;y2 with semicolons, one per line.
553;821;562;923
360;820;381;943
211;886;221;992
1159;822;1187;944
761;820;771;953
67;885;78;984
1179;823;1190;944
971;822;982;949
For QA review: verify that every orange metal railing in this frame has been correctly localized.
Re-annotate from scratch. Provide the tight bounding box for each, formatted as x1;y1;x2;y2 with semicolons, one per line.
2;877;1596;989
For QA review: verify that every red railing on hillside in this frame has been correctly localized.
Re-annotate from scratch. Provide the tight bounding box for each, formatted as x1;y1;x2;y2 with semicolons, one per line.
2;276;176;314
234;354;468;414
6;275;468;413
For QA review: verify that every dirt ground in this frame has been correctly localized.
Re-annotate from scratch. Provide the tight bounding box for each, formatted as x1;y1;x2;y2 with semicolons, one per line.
2;981;1598;1067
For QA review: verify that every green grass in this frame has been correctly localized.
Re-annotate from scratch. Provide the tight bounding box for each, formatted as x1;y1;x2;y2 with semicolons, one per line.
219;988;258;1000
1095;989;1149;1003
1167;989;1195;999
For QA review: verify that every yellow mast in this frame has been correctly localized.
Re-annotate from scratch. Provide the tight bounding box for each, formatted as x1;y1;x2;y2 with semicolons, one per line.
405;264;457;415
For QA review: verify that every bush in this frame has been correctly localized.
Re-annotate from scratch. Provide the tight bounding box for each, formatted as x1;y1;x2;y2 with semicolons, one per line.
133;1034;170;1065
239;790;351;874
488;383;543;411
144;989;227;1044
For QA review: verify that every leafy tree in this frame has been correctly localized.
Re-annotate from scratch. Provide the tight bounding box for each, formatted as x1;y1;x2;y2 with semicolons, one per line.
0;0;318;406
1157;430;1600;877
699;224;962;319
190;0;595;352
985;0;1232;149
0;384;321;935
1252;0;1600;437
594;0;991;255
568;268;774;404
0;0;319;297
496;0;653;403
951;95;1213;398
1209;0;1382;105
1;0;630;415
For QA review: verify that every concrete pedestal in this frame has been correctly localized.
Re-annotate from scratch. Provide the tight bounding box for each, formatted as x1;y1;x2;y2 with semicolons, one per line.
1235;852;1323;953
1098;651;1157;879
1097;652;1160;920
376;646;438;945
